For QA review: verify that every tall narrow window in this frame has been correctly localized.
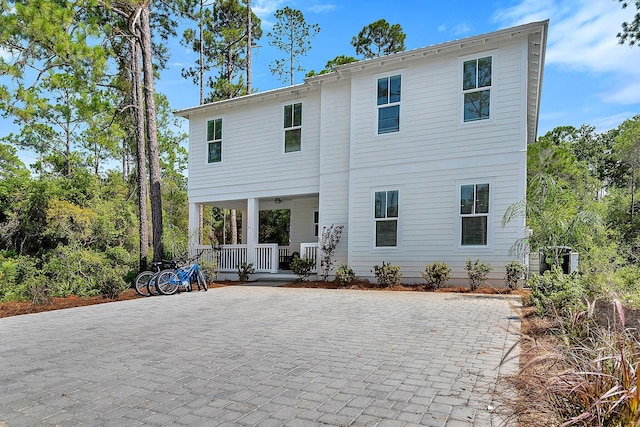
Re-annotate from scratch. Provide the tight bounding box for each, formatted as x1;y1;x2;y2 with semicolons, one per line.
377;75;401;134
207;118;222;163
374;190;398;247
460;183;489;245
284;102;302;153
462;56;492;122
313;211;319;237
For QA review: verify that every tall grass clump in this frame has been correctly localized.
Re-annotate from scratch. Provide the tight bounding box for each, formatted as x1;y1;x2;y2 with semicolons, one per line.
514;300;640;426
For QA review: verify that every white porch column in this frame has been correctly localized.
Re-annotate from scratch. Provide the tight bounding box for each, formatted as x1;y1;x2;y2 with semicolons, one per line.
246;198;259;266
188;202;200;248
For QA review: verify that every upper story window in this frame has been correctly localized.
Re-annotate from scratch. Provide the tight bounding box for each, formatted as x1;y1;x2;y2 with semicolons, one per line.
460;183;489;246
207;118;222;163
284;102;302;153
374;190;398;247
462;56;492;122
377;75;401;134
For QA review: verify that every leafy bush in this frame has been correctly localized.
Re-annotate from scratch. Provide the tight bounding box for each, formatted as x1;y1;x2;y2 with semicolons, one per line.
200;258;218;283
335;264;355;287
465;259;492;291
42;246;128;300
505;260;527;290
527;267;585;316
291;257;315;282
11;257;51;305
421;262;451;290
319;224;344;281
236;262;255;282
373;261;402;287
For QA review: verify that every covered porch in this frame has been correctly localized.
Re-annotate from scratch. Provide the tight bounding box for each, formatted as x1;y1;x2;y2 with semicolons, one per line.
189;194;320;275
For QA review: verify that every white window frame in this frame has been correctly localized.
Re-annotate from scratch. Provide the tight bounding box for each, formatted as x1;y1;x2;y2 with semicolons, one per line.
206;118;223;164
460;52;495;125
372;188;400;248
283;102;302;153
375;73;402;135
313;211;319;237
458;182;492;248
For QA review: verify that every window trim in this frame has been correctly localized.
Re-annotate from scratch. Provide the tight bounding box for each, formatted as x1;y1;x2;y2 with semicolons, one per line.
457;181;493;248
459;51;495;125
313;211;319;237
283;101;303;154
206;117;223;164
372;188;400;249
374;72;403;136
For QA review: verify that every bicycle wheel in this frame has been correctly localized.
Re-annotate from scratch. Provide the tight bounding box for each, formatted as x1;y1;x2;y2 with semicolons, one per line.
197;268;207;291
156;270;180;295
134;271;153;296
147;272;161;296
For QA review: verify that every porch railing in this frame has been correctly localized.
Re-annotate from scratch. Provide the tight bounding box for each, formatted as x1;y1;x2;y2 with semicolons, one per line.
192;243;318;274
192;244;278;273
300;242;319;272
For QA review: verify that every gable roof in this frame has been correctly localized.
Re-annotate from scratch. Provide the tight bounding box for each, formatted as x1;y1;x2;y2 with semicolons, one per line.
175;20;548;143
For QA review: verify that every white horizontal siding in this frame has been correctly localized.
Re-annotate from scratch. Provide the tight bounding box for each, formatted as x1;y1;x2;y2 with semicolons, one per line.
188;91;322;201
346;153;526;283
348;40;527;172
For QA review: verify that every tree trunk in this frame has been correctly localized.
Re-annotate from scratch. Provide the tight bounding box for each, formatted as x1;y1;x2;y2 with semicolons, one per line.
231;208;237;244
131;34;149;271
140;6;164;262
199;0;204;105
246;0;251;93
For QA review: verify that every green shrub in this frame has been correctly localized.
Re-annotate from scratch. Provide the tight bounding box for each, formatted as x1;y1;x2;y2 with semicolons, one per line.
505;260;527;290
335;264;355;287
0;255;18;301
527;267;585;316
421;262;451;289
12;256;50;304
43;246;127;299
373;261;402;287
465;259;492;291
291;257;315;282
236;261;255;282
200;258;218;283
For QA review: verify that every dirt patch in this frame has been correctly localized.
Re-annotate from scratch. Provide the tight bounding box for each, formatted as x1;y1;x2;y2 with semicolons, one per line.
0;289;143;319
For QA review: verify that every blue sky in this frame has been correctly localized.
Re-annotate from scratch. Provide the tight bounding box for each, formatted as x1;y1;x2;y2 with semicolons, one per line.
3;0;640;167
161;0;639;133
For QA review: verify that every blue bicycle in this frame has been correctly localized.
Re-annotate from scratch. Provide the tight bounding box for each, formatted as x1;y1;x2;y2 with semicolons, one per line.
156;260;207;295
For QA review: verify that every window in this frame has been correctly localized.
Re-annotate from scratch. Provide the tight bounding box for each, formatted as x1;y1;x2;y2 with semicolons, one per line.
377;75;401;134
374;190;398;247
460;183;489;245
314;211;319;237
462;56;492;122
284;103;302;153
207;118;222;163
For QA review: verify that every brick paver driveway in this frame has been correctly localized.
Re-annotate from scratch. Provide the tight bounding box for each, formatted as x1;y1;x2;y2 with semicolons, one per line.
0;287;520;426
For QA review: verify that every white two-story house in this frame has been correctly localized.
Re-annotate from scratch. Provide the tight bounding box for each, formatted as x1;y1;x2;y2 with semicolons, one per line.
175;20;548;284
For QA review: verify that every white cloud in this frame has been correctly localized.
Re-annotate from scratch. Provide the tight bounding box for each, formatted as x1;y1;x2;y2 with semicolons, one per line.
493;0;640;105
251;0;287;18
308;3;337;13
451;23;472;36
592;111;639;131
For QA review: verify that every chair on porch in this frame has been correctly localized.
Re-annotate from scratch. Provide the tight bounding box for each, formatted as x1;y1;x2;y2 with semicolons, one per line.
279;251;299;270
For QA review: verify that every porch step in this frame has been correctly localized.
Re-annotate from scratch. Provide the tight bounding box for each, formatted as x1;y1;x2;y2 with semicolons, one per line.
253;272;318;282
